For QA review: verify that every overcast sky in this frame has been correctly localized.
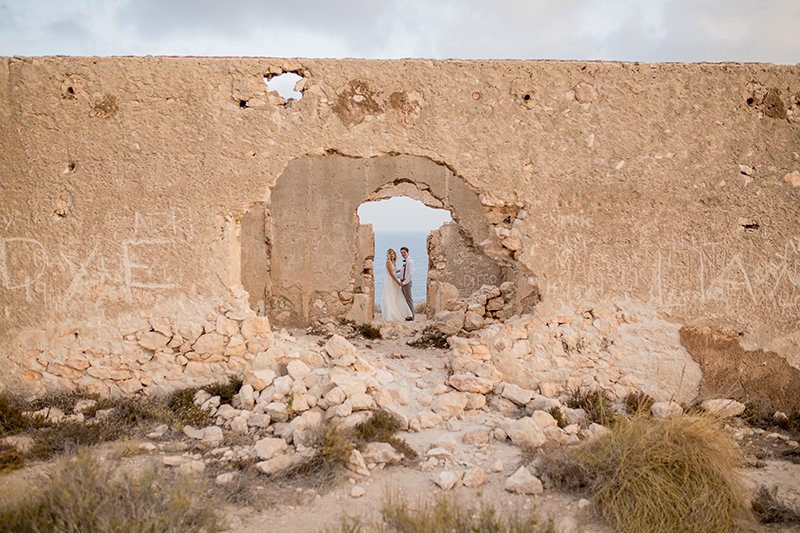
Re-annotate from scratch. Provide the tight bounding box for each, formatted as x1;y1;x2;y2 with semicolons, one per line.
1;0;798;64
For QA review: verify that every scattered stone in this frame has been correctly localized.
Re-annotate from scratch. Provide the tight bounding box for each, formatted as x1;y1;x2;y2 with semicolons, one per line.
163;455;185;466
216;472;235;484
325;334;357;358
351;486;365;498
417;411;443;429
255;437;288;460
502;383;534;405
431;392;468;419
489;460;504;472
347;449;371;477
701;399;745;418
509;417;546;448
462;466;486;488
531;410;558;429
362;442;404;464
257;454;291;475
183;426;205;440
179;460;205;475
504;466;543;495
651;401;683;419
434;470;463;490
463;429;490;446
449;373;494;394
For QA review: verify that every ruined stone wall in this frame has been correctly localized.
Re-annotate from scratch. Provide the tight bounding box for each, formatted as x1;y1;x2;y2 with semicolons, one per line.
1;56;799;396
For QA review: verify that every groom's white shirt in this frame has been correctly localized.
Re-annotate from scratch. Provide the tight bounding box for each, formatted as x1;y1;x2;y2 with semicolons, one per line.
397;257;414;285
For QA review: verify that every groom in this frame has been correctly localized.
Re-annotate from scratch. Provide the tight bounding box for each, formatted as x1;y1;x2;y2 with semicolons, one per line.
397;247;414;321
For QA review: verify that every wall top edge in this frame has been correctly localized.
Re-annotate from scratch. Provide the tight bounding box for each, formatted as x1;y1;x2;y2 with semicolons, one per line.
3;56;798;69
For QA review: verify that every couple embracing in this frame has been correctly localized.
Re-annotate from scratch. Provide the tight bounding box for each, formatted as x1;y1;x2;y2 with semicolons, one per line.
381;247;415;322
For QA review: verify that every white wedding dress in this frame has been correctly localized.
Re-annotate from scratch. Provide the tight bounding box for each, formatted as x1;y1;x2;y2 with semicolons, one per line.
381;263;412;322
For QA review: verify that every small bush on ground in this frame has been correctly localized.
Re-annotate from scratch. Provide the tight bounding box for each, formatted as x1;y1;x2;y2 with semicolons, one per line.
0;450;220;532
166;387;213;428
0;444;24;474
567;388;618;427
407;327;449;349
203;376;243;405
356;323;382;340
367;492;553;533
624;391;654;416
548;406;567;428
539;414;752;533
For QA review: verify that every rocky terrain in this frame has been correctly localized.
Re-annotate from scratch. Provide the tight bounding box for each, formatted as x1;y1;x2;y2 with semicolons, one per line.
1;315;799;532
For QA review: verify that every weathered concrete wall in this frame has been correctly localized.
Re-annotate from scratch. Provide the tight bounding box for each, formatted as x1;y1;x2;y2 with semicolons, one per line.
1;56;799;396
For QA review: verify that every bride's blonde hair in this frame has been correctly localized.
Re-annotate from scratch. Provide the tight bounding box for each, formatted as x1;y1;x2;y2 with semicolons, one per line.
386;248;396;260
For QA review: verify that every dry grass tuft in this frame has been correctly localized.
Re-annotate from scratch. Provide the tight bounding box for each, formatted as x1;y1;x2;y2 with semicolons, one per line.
0;450;220;532
365;492;554;533
567;388;618;426
569;414;752;533
624;391;654;416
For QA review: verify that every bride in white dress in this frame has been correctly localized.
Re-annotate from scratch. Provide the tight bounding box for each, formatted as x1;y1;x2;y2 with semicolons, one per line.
381;248;412;322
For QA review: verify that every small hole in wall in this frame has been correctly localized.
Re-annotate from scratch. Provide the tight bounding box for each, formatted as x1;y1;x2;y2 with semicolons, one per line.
741;222;760;232
523;93;531;101
67;87;75;95
239;100;249;108
264;72;304;101
65;162;76;173
746;97;757;107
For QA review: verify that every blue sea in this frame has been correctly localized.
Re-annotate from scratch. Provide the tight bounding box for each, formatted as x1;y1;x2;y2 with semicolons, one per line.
373;231;430;309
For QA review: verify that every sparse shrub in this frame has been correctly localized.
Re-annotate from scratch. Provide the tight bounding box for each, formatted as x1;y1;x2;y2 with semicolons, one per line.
28;421;125;460
0;444;24;474
407;327;449;349
0;451;220;532
549;406;567;428
624;391;655;416
377;492;553;533
576;414;751;533
0;396;29;436
318;425;355;466
567;388;617;427
166;387;213;428
751;485;800;524
354;411;417;461
27;390;98;415
203;376;243;405
356;323;382;340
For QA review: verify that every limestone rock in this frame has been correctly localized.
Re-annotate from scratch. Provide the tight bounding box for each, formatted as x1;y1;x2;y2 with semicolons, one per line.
509;417;546;448
702;399;746;418
351;485;365;498
362;442;404;464
202;426;224;446
417;411;443;429
504;466;543;494
449;373;493;394
347;449;371;477
433;310;465;336
326;334;357;358
462;466;486;488
531;410;558;429
255;437;288;460
287;360;311;381
462;429;490;446
193;333;224;355
350;392;375;411
139;332;169;351
651;401;683;419
241;317;271;339
257;454;291;475
431;392;468;419
434;470;463;490
502;383;535;405
244;369;276;391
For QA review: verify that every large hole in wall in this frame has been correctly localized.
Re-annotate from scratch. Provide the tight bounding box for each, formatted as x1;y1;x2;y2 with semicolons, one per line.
239;153;515;326
357;196;452;317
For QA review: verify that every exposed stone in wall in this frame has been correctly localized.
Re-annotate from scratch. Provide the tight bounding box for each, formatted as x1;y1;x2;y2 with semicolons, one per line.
427;223;507;312
451;300;702;404
680;326;800;413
